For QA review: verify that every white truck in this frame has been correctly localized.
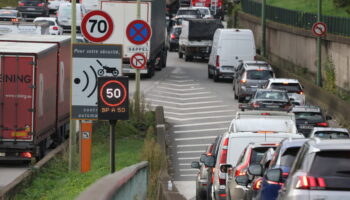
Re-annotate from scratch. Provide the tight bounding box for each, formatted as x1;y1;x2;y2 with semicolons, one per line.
101;0;167;78
178;18;222;61
0;21;50;35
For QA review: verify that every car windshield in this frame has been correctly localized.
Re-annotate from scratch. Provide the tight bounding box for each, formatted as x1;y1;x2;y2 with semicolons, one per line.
280;147;300;167
270;83;302;93
35;20;55;26
247;70;273;80
310;150;350;190
177;10;198;16
0;10;16;17
294;112;323;122
255;91;288;100
250;147;274;165
314;131;349;139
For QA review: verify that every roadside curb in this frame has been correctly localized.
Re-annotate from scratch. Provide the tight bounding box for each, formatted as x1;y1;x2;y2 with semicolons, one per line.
0;140;68;200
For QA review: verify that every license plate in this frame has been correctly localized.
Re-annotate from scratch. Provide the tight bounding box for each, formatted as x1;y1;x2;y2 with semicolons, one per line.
223;66;233;71
195;3;204;6
300;125;313;129
27;8;35;11
0;152;5;157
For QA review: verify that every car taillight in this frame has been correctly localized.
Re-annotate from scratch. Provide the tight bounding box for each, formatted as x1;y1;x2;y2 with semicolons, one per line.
296;176;326;190
53;26;59;30
170;33;176;39
38;3;44;6
235;148;251;177
298;91;304;95
18;2;25;6
252;102;260;108
11;18;18;22
211;168;215;183
20;152;32;158
219;193;226;198
216;55;220;67
218;137;229;185
240;79;247;83
282;172;289;178
316;122;328;127
253;177;263;190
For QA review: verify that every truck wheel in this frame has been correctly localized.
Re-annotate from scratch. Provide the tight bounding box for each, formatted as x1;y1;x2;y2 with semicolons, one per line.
208;68;213;79
234;86;238;99
185;55;192;62
213;71;219;82
178;52;183;59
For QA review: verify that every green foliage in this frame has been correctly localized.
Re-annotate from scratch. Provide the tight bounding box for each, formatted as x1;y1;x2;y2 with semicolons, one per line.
0;0;17;8
333;0;350;8
323;56;337;94
141;127;166;200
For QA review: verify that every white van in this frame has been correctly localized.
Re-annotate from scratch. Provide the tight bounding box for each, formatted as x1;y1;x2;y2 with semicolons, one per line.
208;29;256;82
81;0;100;12
57;3;87;32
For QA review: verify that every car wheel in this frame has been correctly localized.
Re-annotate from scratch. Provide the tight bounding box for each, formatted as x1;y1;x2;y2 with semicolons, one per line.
185;54;191;62
208;67;213;79
213;71;219;82
178;52;183;59
238;96;244;103
234;86;238;99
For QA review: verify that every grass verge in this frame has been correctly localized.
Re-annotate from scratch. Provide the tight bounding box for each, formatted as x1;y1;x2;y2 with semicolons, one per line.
0;0;17;8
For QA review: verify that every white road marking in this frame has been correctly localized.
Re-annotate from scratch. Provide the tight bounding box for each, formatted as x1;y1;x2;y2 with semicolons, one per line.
157;87;205;91
180;169;199;172
153;91;211;96
178;157;199;160
180;174;197;177
161;83;200;87
168;80;194;83
165;110;235;116
179;163;191;166
178;150;205;154
173;121;232;128
146;98;222;106
148;94;216;101
175;136;217;141
151;104;231;111
177;144;211;148
174;128;227;134
167;115;233;121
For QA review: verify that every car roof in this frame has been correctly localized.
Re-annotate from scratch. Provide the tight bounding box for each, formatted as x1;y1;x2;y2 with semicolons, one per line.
228;132;304;139
178;7;197;10
280;138;309;149
249;142;279;148
268;78;300;84
34;17;56;21
235;110;295;119
256;88;287;93
244;65;273;71
291;105;321;112
308;138;350;150
311;127;349;133
244;60;269;65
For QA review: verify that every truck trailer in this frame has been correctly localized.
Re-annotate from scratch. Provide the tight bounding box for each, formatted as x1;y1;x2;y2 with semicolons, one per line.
101;0;167;78
0;42;67;161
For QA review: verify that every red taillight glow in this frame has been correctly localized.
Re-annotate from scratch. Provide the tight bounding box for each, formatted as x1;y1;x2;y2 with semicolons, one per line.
298;91;304;95
38;3;43;6
253;177;263;190
235;148;251;177
170;34;176;39
20;152;32;158
218;137;229;185
219;193;226;197
53;26;59;30
18;2;24;6
296;176;326;190
11;18;18;22
252;102;260;108
240;79;247;83
261;112;270;115
316;122;328;127
282;172;289;177
216;55;220;67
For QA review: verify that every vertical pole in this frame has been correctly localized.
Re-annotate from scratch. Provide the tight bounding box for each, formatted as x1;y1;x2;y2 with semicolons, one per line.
134;0;141;121
80;121;92;173
110;120;117;173
316;0;322;86
69;0;77;171
261;0;266;57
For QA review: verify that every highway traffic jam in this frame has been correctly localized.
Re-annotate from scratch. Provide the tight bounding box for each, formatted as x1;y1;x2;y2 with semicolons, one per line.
0;0;349;200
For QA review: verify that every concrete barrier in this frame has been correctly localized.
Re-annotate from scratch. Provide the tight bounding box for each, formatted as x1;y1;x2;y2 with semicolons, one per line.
76;161;148;200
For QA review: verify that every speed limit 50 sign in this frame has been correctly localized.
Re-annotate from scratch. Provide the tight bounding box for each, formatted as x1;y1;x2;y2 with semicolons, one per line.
81;10;114;43
98;77;129;120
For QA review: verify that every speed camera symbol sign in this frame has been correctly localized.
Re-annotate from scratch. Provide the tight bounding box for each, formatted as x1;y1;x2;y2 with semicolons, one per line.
98;77;129;120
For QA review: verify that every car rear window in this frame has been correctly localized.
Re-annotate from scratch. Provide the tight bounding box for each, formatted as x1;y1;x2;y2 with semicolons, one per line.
255;90;288;100
294;112;324;122
247;70;273;80
270;83;302;93
177;10;198;16
35;20;55;26
250;147;274;165
0;10;16;17
314;131;349;139
280;147;300;167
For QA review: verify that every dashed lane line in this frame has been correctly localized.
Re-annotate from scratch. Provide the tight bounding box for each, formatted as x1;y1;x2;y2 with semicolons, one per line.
175;136;217;141
179;169;199;172
148;94;216;101
178;157;199;160
156;87;206;91
150;105;231;111
167;115;234;121
151;91;211;96
160;83;200;87
173;121;232;128
165;110;235;116
178;150;206;154
180;174;197;177
179;163;191;166
174;128;227;134
176;144;211;148
146;99;222;106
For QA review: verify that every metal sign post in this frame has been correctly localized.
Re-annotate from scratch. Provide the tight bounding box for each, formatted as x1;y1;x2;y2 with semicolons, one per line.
98;77;129;173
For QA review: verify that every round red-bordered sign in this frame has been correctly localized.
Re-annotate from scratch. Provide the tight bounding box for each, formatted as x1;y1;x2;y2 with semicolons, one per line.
312;22;327;37
99;80;127;107
81;10;114;43
130;53;147;69
126;20;152;45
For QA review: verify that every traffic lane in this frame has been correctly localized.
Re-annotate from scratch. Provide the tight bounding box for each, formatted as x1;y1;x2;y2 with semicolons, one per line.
0;163;28;188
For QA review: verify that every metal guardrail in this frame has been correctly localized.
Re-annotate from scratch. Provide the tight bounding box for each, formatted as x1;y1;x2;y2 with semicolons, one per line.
241;0;350;37
76;161;148;200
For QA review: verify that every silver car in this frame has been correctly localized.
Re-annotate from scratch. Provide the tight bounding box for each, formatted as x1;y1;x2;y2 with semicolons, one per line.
276;139;350;199
309;127;349;139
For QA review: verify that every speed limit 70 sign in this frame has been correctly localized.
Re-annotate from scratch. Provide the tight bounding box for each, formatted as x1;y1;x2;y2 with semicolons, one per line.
81;10;114;43
98;77;129;120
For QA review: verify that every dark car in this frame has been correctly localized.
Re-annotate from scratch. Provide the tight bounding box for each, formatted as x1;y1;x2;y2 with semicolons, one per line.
240;89;293;111
167;25;182;51
233;61;274;103
0;9;22;22
17;0;49;18
291;105;332;137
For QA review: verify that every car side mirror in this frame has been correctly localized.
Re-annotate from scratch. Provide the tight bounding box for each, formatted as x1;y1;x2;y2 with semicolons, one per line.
248;164;263;176
220;164;232;173
204;155;215;167
235;175;249;186
200;153;207;163
326;115;332;120
191;161;201;169
266;168;282;183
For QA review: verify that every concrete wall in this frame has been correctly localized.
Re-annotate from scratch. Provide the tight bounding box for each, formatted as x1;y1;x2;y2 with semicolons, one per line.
238;12;350;91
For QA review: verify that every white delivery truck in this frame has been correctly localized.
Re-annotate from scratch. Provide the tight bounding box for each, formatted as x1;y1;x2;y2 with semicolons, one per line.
0;21;50;35
101;0;167;78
